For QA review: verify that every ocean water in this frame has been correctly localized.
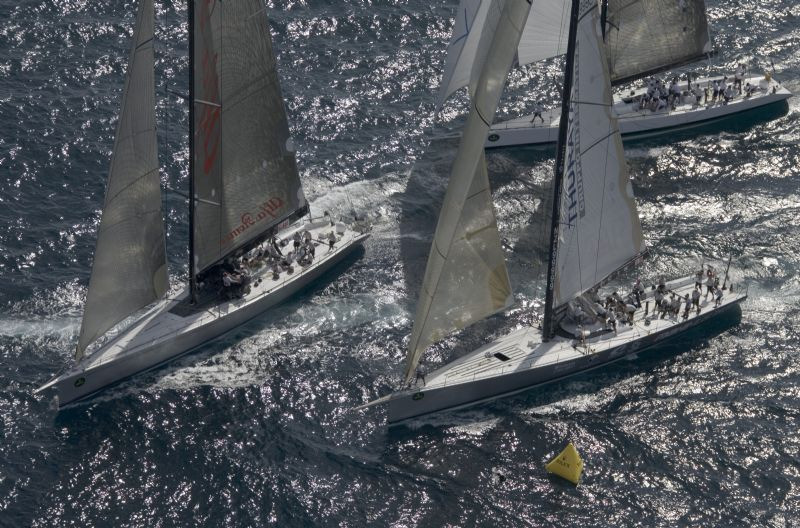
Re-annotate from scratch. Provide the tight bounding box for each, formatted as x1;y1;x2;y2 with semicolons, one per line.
2;0;800;525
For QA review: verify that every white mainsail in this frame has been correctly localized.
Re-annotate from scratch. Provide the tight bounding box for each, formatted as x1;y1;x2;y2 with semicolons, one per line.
551;0;644;310
404;0;532;382
77;0;168;359
192;0;307;274
438;0;712;106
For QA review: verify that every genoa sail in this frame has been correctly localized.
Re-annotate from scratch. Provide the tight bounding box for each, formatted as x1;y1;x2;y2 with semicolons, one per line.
550;0;645;311
192;0;307;275
77;0;168;358
436;0;485;110
404;0;531;383
603;0;712;84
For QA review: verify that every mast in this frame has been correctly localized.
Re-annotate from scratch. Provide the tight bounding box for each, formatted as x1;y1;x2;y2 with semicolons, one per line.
188;0;197;304
542;0;579;341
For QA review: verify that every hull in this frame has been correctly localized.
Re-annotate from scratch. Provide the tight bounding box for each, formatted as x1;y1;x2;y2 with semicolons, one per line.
485;75;791;148
37;220;369;407
384;275;746;423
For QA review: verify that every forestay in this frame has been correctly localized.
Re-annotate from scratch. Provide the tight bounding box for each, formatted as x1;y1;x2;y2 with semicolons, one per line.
77;0;168;359
551;0;644;309
192;0;306;275
404;0;531;383
604;0;712;84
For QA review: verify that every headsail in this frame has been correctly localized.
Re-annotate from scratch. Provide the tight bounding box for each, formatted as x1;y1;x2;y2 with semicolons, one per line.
192;0;307;275
404;0;531;383
603;0;712;84
436;0;485;110
549;0;645;316
77;0;168;359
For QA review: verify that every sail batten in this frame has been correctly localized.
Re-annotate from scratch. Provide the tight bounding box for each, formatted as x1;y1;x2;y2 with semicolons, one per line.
192;0;306;275
77;0;168;358
404;0;531;383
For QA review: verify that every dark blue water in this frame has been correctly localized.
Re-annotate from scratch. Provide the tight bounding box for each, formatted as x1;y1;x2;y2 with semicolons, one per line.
2;0;800;525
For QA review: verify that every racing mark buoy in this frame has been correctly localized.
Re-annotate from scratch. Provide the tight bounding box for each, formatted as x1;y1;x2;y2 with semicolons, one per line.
545;442;584;485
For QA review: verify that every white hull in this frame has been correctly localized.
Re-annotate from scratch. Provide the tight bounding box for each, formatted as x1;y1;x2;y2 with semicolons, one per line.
485;75;791;148
37;218;369;407
381;275;746;423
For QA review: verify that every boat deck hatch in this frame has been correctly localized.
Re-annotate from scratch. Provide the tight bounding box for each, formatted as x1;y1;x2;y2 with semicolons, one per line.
494;352;511;362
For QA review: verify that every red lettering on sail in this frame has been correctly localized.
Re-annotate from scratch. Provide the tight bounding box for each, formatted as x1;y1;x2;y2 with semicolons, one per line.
220;197;286;247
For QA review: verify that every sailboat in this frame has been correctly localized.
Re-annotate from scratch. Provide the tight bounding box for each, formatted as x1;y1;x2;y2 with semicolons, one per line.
360;0;745;423
436;0;790;149
36;0;369;407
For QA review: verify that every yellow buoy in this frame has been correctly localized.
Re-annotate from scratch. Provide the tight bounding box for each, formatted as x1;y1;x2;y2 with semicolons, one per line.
545;442;584;485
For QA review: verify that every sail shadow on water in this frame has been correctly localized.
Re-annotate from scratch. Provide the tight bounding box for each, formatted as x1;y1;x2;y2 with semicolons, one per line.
397;138;550;287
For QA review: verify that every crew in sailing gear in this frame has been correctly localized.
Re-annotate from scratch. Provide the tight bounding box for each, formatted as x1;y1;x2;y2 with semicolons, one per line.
705;275;715;299
670;295;681;318
633;279;645;307
328;231;337;250
270;236;283;257
531;101;545;124
723;86;735;104
625;303;636;324
734;64;745;93
714;287;724;307
683;294;692;320
692;286;701;313
695;268;704;289
414;366;426;386
693;87;703;105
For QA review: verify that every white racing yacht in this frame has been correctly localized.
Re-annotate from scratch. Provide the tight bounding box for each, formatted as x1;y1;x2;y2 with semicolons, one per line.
436;0;791;149
359;0;746;424
36;0;369;407
486;74;791;148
